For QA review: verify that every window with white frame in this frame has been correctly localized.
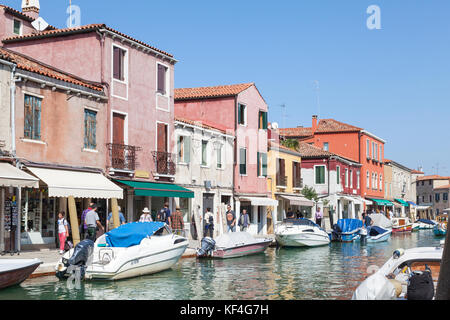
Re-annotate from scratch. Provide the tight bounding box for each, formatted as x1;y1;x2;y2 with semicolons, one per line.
366;139;370;158
379;145;382;162
315;165;326;185
380;174;383;191
366;171;370;188
177;135;191;164
13;19;22;35
217;144;223;169
113;46;127;81
157;63;168;95
345;168;349;187
201;140;208;166
357;171;360;189
238;104;247;126
350;169;353;188
336;166;340;184
372;142;375;160
324;142;329;151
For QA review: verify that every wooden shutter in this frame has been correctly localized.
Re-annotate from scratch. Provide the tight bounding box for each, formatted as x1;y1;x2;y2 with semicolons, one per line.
84;109;97;149
157;64;166;94
113;113;125;145
238;105;242;125
280;159;285;178
157;123;168;152
257;152;260;176
184;136;190;163
113;47;121;80
262;153;267;177
240;148;246;175
24;95;33;139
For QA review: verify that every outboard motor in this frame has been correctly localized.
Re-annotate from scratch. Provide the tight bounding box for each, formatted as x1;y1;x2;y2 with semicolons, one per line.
331;224;342;242
196;237;216;257
56;239;94;280
360;227;368;243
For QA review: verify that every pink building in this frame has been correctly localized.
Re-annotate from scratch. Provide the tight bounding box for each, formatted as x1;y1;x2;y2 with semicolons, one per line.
1;2;193;235
175;83;277;235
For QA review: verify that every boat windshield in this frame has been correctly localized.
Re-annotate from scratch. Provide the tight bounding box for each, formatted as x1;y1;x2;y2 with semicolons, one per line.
283;218;318;227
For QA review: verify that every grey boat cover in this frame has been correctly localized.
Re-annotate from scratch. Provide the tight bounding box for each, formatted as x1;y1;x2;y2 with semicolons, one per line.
368;213;393;229
215;232;267;248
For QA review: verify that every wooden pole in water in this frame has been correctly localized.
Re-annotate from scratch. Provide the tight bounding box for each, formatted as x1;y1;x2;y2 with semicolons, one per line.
110;198;120;230
436;227;450;299
68;196;80;246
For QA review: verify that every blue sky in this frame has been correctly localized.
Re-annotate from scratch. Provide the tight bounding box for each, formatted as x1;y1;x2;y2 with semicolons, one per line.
4;0;449;175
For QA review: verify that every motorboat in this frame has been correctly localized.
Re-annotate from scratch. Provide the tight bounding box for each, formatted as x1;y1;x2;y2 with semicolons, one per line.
365;226;392;243
331;219;363;242
391;217;413;233
413;219;437;230
55;222;188;281
433;214;448;237
353;245;443;300
275;218;330;247
0;258;42;290
196;232;272;259
361;213;392;243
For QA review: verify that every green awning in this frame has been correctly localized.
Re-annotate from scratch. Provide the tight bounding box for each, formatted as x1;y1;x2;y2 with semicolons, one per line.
394;199;409;207
115;179;194;198
368;198;394;206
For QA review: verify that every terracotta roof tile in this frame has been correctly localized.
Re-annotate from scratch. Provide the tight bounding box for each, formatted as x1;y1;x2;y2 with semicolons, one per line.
174;117;229;134
268;141;302;155
411;170;424;174
279;127;313;138
417;175;450;181
297;142;334;158
2;23;173;58
0;47;104;91
280;118;363;137
435;184;450;190
175;83;254;100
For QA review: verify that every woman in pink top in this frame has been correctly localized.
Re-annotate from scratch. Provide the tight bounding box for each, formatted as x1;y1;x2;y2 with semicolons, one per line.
315;208;323;228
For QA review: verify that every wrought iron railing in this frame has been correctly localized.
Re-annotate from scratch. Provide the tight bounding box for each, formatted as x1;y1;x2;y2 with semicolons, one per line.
293;178;303;189
152;151;176;176
106;143;141;171
277;175;287;187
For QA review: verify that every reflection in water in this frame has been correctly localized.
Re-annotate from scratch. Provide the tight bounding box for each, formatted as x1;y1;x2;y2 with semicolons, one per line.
0;230;441;300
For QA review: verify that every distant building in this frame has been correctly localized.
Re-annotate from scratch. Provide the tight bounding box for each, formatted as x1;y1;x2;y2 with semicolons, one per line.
433;184;450;217
416;175;450;219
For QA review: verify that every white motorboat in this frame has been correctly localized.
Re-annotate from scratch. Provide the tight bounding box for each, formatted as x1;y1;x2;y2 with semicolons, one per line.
412;219;436;230
55;222;188;281
275;219;330;247
0;258;42;289
352;244;443;300
362;213;393;243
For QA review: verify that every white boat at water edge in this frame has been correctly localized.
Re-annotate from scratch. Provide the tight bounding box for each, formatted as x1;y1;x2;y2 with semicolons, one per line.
275;219;330;247
55;222;188;281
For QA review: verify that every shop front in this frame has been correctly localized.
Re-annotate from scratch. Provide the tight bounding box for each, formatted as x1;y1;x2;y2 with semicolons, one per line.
366;198;394;216
20;166;123;250
276;194;315;221
235;196;278;236
113;179;194;229
0;162;39;254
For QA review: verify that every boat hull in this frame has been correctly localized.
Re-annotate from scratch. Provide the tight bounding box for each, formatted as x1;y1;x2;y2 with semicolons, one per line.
0;260;41;290
213;240;272;259
366;231;391;243
392;224;412;233
433;228;447;237
85;242;188;280
341;233;360;242
275;233;330;247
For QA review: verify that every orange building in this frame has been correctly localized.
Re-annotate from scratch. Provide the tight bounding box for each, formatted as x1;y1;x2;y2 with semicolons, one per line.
280;116;387;210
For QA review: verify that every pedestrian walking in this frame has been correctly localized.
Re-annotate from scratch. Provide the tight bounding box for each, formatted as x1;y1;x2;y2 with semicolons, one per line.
238;209;250;232
226;205;236;233
84;204;104;241
80;202;93;240
157;202;171;225
315;207;323;228
287;208;295;219
171;206;185;236
57;211;69;254
139;207;153;222
107;206;126;230
203;208;214;238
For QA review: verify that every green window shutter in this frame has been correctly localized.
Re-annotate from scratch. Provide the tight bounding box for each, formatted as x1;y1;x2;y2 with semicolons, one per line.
257;152;260;176
184;136;190;164
240;148;246;175
262;153;268;177
238;105;242;125
263;112;268;129
177;136;182;162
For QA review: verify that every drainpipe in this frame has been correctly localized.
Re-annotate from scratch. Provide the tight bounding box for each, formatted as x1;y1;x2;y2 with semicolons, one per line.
8;63;18;157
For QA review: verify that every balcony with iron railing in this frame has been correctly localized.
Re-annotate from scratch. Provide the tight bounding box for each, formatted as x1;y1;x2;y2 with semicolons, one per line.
152;151;176;177
107;143;141;172
276;175;287;188
293;178;304;189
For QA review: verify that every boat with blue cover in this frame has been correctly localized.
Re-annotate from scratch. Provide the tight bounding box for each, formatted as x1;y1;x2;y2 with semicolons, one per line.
365;226;392;243
433;214;447;237
413;219;436;230
55;222;188;280
331;219;363;242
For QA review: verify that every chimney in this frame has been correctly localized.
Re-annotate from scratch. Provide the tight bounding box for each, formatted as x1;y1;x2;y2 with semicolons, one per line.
22;0;40;20
312;115;318;133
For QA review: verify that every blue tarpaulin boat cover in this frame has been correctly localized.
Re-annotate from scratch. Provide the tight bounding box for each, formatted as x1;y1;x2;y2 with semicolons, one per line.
368;226;388;236
105;222;165;248
418;219;435;225
337;219;363;234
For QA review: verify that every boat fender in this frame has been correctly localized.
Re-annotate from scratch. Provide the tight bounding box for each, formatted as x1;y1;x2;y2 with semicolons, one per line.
393;249;405;259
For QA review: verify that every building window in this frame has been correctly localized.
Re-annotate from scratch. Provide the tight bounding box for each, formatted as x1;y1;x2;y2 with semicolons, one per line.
292;161;301;187
239;148;247;175
350;170;353;188
315;166;326;185
357;171;360;189
84;109;97;150
379;145;382;162
429;180;432;185
323;142;329;151
345;168;349;187
238;104;246;126
375;173;378;189
444;193;448;201
201;141;208;166
257;152;268;177
435;193;440;202
24;94;42;140
372;142;376;160
177;135;190;164
336;166;340;184
430;195;432;203
157;64;168;95
366;139;370;158
276;158;286;186
380;174;383;191
258;111;268;129
366;171;370;188
13;19;22;35
113;46;127;81
217;145;222;169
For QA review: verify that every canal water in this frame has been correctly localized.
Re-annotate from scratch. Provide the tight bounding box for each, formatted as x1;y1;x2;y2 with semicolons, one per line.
0;230;443;300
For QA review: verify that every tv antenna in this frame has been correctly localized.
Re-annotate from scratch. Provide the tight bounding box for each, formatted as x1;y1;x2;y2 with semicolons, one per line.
279;104;287;129
313;80;321;119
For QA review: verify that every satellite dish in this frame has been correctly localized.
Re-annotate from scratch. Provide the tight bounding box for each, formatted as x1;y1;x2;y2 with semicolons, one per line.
271;122;279;129
31;17;49;32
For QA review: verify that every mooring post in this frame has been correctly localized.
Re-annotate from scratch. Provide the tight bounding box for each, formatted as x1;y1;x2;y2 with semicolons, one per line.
436;231;450;299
